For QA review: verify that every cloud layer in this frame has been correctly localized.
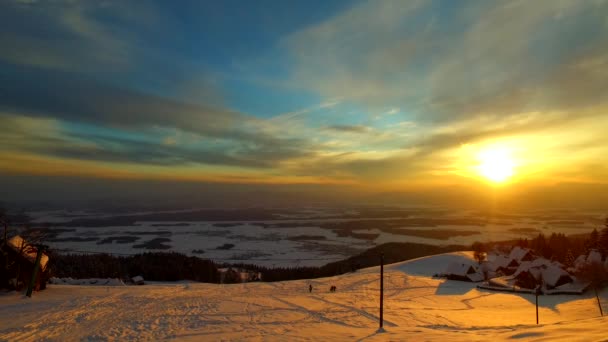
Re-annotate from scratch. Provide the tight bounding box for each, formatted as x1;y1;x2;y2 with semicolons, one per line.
0;0;607;199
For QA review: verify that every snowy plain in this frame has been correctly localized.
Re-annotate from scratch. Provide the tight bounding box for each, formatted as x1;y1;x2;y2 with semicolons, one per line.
26;208;605;267
1;252;606;341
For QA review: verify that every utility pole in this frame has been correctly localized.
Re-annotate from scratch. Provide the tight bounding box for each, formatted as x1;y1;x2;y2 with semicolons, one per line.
379;253;384;329
26;244;48;298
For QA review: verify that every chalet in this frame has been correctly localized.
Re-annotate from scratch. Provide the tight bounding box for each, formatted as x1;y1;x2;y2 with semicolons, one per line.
485;254;521;276
512;259;573;290
542;266;573;289
444;262;483;282
2;235;50;291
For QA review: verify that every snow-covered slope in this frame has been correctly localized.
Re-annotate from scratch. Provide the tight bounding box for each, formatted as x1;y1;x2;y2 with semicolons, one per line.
1;252;606;341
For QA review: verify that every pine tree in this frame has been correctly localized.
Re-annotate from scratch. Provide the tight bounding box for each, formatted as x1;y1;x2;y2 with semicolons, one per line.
599;218;608;257
586;229;600;252
565;249;575;268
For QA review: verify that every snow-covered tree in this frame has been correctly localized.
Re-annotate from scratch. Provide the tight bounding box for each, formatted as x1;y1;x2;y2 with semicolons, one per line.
472;242;486;264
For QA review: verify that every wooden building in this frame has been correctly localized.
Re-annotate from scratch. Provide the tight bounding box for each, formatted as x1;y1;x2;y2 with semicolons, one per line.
1;235;50;291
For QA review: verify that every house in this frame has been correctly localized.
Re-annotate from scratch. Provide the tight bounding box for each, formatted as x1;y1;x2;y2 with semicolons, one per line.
485;254;521;276
513;270;538;289
444;262;483;282
542;265;573;289
512;258;573;290
2;235;50;291
484;247;534;277
131;275;145;285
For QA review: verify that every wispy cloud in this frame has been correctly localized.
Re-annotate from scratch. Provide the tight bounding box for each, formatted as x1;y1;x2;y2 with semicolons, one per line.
1;0;607;193
286;0;608;122
324;125;371;134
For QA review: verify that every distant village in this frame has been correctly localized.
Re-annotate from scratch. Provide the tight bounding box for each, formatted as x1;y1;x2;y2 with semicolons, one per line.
443;246;608;295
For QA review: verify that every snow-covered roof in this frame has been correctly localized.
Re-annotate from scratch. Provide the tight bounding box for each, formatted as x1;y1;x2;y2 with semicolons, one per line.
587;250;602;264
542;266;572;287
6;235;49;271
485;255;512;271
527;258;554;269
574;255;587;268
132;276;144;283
509;247;533;262
513;258;559;278
445;262;476;277
466;272;484;282
513;259;572;287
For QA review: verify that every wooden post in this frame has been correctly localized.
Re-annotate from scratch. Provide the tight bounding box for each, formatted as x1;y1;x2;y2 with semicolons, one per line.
380;253;384;329
595;286;603;317
26;244;46;298
535;286;540;325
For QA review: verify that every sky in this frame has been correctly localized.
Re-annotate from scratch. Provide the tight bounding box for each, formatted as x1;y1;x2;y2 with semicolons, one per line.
1;0;607;208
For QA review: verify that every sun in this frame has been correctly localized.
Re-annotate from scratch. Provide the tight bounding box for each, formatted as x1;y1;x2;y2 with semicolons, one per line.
477;147;515;183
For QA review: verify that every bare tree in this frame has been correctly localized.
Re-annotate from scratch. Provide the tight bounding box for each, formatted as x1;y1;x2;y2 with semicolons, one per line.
0;208;8;246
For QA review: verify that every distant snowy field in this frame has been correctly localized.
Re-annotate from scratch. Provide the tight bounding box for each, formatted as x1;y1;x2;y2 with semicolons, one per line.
25;208;604;267
0;252;606;341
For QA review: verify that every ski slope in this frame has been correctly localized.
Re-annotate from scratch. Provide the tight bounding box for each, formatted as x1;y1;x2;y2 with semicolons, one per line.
1;252;606;341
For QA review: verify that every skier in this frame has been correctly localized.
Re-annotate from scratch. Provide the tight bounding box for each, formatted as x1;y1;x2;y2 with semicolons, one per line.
309;284;313;293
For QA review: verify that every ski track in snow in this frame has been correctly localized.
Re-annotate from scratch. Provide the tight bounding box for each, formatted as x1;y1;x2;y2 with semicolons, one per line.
1;252;607;341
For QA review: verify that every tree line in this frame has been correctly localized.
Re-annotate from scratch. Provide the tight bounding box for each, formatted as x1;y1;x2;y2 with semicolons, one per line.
46;242;466;283
48;252;219;283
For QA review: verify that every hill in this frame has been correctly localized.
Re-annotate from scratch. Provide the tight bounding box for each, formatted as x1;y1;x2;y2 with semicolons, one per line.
1;252;606;341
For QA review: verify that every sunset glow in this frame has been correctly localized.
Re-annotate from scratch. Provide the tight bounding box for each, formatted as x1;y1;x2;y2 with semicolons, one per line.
477;147;515;183
0;0;606;207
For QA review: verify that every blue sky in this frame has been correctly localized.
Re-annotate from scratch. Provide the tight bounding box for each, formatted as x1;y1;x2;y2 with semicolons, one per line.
1;0;607;203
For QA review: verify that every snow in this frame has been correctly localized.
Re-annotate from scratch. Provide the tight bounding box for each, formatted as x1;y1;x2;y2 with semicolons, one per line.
509;247;533;263
1;252;606;341
487;254;512;270
32;208;605;268
574;254;587;268
542;266;572;288
445;262;476;277
587;250;602;264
